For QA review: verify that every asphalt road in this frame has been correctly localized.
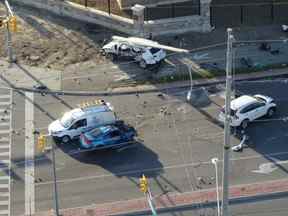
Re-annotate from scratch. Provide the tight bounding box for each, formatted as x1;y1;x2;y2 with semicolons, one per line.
8;79;288;215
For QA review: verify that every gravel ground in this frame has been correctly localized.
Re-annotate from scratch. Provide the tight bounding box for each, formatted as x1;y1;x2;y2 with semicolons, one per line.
0;4;118;70
0;3;287;72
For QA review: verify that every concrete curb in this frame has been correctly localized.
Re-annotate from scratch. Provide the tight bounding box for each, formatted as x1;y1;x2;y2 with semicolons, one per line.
33;178;288;216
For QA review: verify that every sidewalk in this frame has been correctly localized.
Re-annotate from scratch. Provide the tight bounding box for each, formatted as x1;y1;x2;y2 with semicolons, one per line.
1;57;287;96
0;60;61;90
33;178;288;216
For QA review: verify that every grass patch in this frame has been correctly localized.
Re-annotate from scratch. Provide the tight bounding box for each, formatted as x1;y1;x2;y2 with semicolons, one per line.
150;62;288;84
112;63;288;88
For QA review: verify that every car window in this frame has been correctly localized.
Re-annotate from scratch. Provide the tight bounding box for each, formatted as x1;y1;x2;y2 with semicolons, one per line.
240;103;257;114
253;102;265;109
70;119;87;130
110;131;121;137
150;48;160;54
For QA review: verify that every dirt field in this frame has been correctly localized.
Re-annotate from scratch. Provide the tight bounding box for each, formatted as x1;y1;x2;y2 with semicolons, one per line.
0;4;118;70
0;3;286;72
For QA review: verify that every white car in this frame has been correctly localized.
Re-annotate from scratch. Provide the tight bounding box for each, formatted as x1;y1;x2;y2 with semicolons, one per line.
218;94;276;128
101;40;166;69
48;101;117;143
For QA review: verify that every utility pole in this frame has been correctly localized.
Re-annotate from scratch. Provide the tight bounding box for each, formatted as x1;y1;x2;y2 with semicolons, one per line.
221;28;234;216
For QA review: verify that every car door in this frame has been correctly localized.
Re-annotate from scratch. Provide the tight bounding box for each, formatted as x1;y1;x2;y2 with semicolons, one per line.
104;130;121;145
240;103;258;121
68;119;87;138
253;102;267;119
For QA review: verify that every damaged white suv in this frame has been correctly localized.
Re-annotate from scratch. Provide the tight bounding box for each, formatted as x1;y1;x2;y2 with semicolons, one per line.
218;94;277;129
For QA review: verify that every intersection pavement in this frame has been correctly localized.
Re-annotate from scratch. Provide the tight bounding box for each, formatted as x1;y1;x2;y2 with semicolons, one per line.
3;79;288;215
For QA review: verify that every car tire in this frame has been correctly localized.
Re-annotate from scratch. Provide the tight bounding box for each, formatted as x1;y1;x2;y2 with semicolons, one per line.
106;53;117;61
266;107;276;117
61;135;71;144
139;60;147;69
241;119;249;129
52;136;61;144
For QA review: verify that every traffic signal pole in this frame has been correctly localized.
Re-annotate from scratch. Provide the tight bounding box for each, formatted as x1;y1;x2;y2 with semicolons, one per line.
3;0;15;63
139;175;157;216
221;28;234;216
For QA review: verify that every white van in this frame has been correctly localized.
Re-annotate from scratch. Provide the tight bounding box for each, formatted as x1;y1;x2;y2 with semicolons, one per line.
48;101;117;143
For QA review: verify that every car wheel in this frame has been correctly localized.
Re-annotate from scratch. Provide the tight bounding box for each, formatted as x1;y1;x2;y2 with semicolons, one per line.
106;53;117;61
267;107;276;117
241;119;249;129
61;135;71;144
52;136;61;144
139;60;147;69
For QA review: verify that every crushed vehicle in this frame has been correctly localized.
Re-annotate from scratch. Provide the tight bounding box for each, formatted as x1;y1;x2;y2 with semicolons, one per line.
48;100;117;143
101;39;166;69
79;121;137;149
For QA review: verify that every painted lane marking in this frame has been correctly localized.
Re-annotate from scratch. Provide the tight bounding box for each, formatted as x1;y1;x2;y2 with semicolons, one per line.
25;92;35;215
252;160;288;174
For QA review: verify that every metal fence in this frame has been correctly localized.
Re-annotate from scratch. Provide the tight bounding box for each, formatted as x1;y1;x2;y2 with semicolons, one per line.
211;1;288;27
69;0;200;20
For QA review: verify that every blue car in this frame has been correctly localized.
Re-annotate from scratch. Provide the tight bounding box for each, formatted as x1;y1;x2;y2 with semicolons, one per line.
79;122;136;149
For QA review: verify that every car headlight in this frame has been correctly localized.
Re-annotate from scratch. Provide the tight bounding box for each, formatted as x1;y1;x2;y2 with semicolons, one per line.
51;131;63;135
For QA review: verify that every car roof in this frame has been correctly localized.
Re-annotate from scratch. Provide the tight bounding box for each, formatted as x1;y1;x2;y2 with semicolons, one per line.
231;95;257;110
70;105;112;118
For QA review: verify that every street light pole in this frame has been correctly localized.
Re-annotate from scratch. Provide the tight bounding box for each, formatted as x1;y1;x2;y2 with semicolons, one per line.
211;158;220;216
221;28;234;216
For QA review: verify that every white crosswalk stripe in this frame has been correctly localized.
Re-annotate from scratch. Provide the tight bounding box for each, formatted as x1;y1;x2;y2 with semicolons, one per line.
0;210;9;215
0;89;12;216
0;102;10;106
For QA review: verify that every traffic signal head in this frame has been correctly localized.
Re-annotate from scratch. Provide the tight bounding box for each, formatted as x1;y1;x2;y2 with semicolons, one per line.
139;174;148;193
37;134;46;152
8;16;17;32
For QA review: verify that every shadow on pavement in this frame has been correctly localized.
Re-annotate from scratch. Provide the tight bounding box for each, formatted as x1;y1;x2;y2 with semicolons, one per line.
57;140;164;179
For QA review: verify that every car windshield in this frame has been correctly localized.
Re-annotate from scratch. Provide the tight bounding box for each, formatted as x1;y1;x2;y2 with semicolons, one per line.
60;112;75;128
150;48;160;54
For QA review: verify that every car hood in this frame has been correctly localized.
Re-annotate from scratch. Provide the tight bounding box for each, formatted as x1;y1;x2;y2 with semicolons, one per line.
48;120;65;134
102;42;116;50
